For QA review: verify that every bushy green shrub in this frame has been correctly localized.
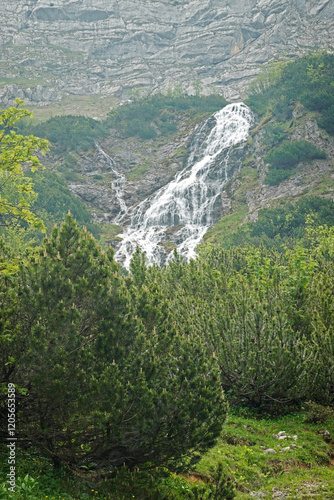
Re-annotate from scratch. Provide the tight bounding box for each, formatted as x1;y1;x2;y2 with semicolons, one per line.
305;401;334;423
265;168;291;186
20;115;108;152
318;105;334;135
2;217;227;471
300;91;334;112
263;123;287;147
265;140;326;170
28;169;99;237
247;51;334;134
108;93;228;139
264;140;326;185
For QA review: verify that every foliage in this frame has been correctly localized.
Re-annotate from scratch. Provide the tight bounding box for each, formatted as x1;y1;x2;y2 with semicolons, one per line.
264;140;326;185
108;93;228;139
29;168;99;237
20;114;109;153
153;225;334;411
305;401;334;424
247;51;334;135
0;99;49;229
1;412;333;499
262;123;287;147
211;196;334;252
247;58;289;96
192;462;236;499
2;216;227;471
254;197;334;239
318;105;334;135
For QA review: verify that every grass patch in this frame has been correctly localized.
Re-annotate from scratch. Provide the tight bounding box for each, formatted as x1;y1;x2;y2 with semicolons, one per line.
203;205;249;246
25;95;120;123
196;412;334;498
99;223;122;245
127;163;151;180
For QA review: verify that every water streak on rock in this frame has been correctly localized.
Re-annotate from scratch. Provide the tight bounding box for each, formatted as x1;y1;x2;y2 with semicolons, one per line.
95;141;128;222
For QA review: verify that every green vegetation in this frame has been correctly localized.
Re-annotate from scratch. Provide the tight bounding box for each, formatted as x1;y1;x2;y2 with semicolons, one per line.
0;99;49;230
1;222;334;497
26;95;120;123
29;169;100;237
249;196;334;242
197;412;334;499
247;51;334;135
0;410;333;498
108;93;228;140
1;56;334;499
17;93;227;160
20;114;109;153
245;52;332;187
0;101;99;248
264;140;326;185
204;196;334;251
126;162;152;180
1;216;227;472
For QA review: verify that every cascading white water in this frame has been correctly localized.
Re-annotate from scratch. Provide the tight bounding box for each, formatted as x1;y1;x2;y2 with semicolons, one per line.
95;141;128;222
115;103;254;269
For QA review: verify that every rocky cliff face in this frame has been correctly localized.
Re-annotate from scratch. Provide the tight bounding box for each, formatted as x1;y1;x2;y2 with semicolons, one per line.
1;0;333;105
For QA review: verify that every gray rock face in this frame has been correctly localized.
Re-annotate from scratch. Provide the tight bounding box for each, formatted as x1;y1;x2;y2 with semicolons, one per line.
0;84;61;106
0;0;333;104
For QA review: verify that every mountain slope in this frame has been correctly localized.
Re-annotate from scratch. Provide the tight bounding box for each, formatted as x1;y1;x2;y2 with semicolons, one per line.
0;0;334;108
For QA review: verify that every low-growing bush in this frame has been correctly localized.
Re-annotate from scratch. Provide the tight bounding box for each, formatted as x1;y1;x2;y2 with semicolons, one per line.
247;51;334;135
318;105;334;135
264;140;326;185
108;93;228;139
20;115;109;152
305;401;334;423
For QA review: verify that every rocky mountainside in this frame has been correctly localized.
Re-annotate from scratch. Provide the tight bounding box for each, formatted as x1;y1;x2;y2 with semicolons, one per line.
1;0;334;106
62;102;334;251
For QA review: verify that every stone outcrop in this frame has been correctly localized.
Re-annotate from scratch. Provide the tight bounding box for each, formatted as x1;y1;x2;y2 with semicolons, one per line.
228;118;334;225
0;84;61;107
0;0;334;105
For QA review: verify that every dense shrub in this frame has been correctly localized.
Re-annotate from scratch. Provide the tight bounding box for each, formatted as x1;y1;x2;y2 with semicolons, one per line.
29;169;99;236
251;196;334;240
305;401;334;424
300;90;334;112
146;227;334;412
209;196;334;252
20;115;108;152
264;140;326;185
265;140;326;170
1;216;227;470
265;168;291;186
247;51;334;135
108;93;228;139
318;105;334;135
263;123;287;147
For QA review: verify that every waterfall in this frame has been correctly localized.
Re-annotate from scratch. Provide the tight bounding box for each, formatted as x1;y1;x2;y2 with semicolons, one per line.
115;103;254;269
95;141;128;222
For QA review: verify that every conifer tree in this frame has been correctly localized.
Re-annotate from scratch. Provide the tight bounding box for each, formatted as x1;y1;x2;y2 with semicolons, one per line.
6;216;227;469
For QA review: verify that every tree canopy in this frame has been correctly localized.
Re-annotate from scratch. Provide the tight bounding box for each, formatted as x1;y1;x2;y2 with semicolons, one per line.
0;99;49;230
